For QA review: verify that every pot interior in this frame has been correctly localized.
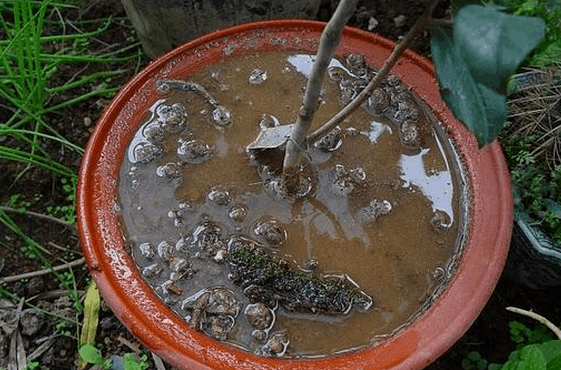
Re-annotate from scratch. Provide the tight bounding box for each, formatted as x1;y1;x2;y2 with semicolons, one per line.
116;49;469;357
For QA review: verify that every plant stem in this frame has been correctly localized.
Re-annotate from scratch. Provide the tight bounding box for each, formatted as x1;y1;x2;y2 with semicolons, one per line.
0;258;85;284
308;0;441;144
506;306;561;340
282;0;359;194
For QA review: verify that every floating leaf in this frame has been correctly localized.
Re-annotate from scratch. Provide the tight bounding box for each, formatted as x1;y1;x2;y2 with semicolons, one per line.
431;5;546;146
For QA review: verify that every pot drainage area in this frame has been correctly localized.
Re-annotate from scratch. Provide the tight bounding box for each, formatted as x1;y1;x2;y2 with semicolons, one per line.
116;51;469;358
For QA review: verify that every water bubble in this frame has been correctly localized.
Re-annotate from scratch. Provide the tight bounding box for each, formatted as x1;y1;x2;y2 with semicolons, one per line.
346;54;367;76
362;199;392;222
158;241;175;262
366;88;390;115
175;236;192;252
430;210;452;230
193;221;223;253
258;114;279;130
252;329;267;342
328;67;345;82
142;263;162;278
245;302;275;330
229;205;247;223
330;164;355;196
177;139;211;164
156;162;181;180
169;258;193;280
178;201;194;212
139;242;156;259
208;187;232;207
133;142;163;163
400;120;419;147
254;219;287;247
248;68;268;84
257;331;290;357
212;106;232;126
314;127;343;152
202;315;236;340
158;103;188;133
143;122;166;143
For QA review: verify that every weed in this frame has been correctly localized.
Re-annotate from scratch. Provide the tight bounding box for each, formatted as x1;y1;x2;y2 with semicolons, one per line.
461;310;561;370
503;62;561;243
79;345;150;370
0;1;143;364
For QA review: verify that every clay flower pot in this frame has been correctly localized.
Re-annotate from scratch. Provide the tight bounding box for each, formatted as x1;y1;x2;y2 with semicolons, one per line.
77;20;512;369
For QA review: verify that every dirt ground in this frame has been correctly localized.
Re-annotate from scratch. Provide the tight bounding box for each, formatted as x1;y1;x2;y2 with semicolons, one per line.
1;0;560;369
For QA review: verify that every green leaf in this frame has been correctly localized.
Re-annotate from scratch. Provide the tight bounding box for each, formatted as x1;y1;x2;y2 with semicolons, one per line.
548;353;561;370
431;27;507;146
123;353;142;370
503;344;548;370
79;344;106;367
80;280;100;346
539;340;561;370
454;5;547;94
78;281;101;369
431;5;546;146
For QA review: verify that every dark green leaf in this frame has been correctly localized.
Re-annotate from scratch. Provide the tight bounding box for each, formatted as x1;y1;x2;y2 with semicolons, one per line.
454;5;547;94
431;27;507;145
538;340;561;369
548;353;561;370
431;5;546;146
502;345;548;370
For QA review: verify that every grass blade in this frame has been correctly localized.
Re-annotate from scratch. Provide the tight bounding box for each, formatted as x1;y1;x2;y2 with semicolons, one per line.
78;280;101;369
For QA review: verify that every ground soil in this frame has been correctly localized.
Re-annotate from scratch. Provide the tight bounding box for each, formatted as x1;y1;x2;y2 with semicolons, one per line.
1;0;560;369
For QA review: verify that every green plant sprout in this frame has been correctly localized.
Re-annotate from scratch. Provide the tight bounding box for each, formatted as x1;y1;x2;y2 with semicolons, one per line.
79;345;150;370
462;307;561;370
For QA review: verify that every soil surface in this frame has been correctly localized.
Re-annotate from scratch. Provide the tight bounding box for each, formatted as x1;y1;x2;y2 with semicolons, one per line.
1;0;560;369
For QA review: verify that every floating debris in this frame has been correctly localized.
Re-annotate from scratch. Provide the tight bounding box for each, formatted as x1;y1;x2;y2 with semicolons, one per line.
226;236;373;314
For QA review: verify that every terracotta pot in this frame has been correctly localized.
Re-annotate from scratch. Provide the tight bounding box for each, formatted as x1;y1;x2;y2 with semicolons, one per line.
77;20;512;370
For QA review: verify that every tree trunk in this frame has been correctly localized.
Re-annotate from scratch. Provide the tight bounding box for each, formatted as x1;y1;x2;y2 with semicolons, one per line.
120;0;322;58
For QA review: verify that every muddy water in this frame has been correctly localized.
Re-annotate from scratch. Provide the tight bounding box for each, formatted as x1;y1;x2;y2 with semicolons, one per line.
117;52;469;357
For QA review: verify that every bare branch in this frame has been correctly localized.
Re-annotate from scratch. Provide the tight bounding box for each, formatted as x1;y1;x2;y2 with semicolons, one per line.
308;0;442;144
506;306;561;340
0;258;86;284
282;0;360;193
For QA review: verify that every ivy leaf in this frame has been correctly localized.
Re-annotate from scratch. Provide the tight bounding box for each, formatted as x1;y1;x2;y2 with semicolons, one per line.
431;5;546;146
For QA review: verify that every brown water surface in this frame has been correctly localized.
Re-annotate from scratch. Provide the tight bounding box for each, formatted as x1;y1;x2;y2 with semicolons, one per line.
117;51;468;357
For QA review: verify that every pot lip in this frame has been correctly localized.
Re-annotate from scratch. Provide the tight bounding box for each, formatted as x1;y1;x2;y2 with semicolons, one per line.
77;19;513;370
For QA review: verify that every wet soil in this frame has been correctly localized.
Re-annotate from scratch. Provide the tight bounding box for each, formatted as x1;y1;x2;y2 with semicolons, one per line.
1;0;560;369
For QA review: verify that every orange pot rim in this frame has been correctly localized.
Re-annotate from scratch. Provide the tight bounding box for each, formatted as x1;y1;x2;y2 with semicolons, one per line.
77;20;512;370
